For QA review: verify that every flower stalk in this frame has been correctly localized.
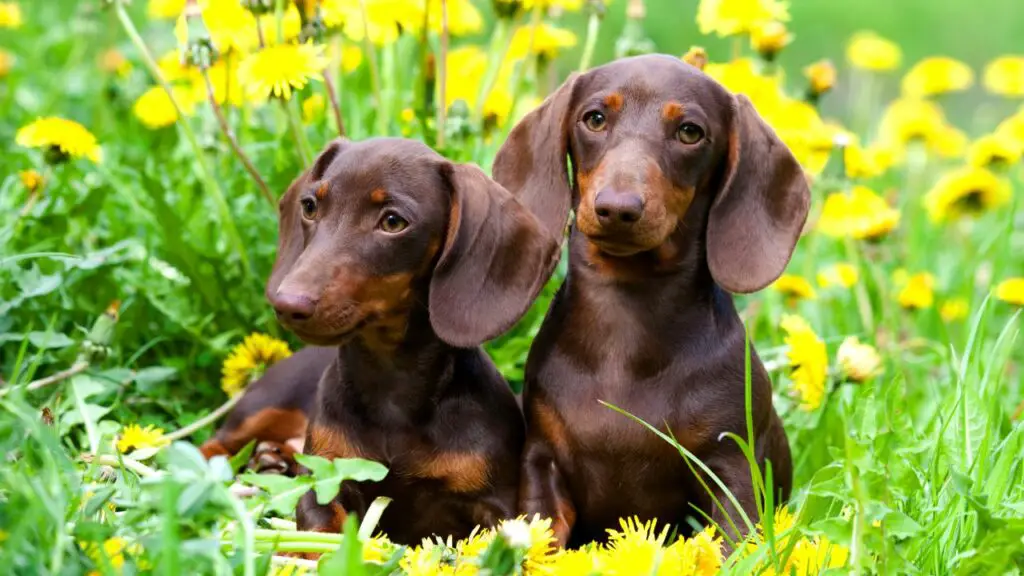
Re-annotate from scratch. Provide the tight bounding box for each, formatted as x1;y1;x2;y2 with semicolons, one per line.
577;0;606;72
113;0;254;280
437;0;449;148
163;394;243;443
201;68;275;205
474;17;514;128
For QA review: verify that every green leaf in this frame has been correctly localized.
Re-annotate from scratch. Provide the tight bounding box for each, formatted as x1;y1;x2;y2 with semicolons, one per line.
28;331;75;349
319;515;367;576
883;509;924;539
229;440;257;474
239;472;314;516
132;366;178;391
293;455;389;506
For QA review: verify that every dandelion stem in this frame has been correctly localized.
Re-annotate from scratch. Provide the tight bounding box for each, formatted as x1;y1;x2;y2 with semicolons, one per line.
0;360;89;398
113;0;254;281
285;97;314;166
323;69;346;137
357;0;382;115
201;68;275;205
82;454;161;478
577;9;603;72
164;393;243;443
226;488;257;576
436;0;449;149
505;5;542;135
474;17;513;128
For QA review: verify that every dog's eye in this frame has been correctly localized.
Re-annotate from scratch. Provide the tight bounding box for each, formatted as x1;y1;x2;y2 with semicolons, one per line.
582;110;607;132
676;123;705;144
300;197;318;219
379;211;409;234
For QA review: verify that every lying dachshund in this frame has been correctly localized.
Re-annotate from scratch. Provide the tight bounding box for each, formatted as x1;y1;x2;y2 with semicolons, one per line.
266;137;560;545
200;346;333;476
493;54;806;547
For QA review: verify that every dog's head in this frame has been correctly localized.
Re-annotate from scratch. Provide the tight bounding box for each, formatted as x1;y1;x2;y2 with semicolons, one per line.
493;54;810;292
267;138;559;348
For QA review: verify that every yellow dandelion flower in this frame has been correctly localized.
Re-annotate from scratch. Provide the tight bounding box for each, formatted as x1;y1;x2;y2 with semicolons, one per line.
400;108;416;124
81;537;145;572
995;109;1024;148
133;85;196;130
983;56;1024;97
773;274;817;301
923;166;1012;222
270;563;310;576
901;56;974;97
0;49;13;78
940;298;970;322
192;58;245;108
425;0;483;36
16;117;103;164
221;333;292;397
302;94;325;122
238;42;328;102
682;46;709;71
817;263;859;289
836;337;881;382
19;169;44;193
750;21;792;61
546;547;602;576
661;525;722;576
399;542;452;576
817;186;900;240
788;535;850;573
781;315;828;411
156;50;197;84
704;58;784;110
0;2;22;28
321;0;421;46
844;137;894;179
508;23;578;61
897;272;935;310
845;31;902;72
456;526;494;559
522;0;586;10
968;133;1022;168
148;0;186;19
116;424;168;454
877;97;962;157
696;0;789;38
995;278;1024;306
444;46;514;126
363;534;395;563
603;517;671;575
99;49;132;78
759;97;834;176
495;515;557;572
804;59;836;97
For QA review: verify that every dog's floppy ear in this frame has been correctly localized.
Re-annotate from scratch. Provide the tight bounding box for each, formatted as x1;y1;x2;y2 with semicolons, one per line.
266;138;349;301
706;95;810;294
429;163;560;348
492;73;579;245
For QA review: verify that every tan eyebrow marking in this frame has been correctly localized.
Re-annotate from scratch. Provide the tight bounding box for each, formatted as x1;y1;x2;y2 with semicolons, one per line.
603;92;624;112
315;182;329;200
662;101;685;121
369;188;388;204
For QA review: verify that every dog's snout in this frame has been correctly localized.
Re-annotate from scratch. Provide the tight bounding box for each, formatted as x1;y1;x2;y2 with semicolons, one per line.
272;292;317;322
594;189;644;226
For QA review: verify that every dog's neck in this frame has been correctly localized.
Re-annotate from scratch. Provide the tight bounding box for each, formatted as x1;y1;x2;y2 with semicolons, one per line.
565;225;740;339
333;304;456;418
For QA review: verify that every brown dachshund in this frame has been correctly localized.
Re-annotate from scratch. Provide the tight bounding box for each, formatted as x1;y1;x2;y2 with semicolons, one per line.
200;346;334;476
266;137;560;545
492;54;807;547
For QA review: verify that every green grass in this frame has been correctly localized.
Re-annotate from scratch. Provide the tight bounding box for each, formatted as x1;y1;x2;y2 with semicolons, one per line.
1;0;1023;574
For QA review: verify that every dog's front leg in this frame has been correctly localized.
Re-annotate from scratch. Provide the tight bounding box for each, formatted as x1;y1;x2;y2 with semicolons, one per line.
704;449;760;550
518;438;575;547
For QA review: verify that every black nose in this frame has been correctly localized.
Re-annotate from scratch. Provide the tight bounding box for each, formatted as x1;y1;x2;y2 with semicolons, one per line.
272;292;317;323
594;189;644;225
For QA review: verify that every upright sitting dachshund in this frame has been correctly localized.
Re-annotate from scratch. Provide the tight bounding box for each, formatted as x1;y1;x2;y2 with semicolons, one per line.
493;54;807;547
266;138;560;545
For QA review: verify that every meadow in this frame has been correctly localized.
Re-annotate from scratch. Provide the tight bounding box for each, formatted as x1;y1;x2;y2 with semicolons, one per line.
1;0;1023;574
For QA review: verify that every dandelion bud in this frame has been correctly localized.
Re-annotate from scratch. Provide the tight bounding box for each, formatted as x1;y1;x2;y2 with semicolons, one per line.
682;46;708;71
19;169;44;193
750;21;792;62
242;0;276;16
804;59;837;100
836;337;882;382
491;0;523;20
